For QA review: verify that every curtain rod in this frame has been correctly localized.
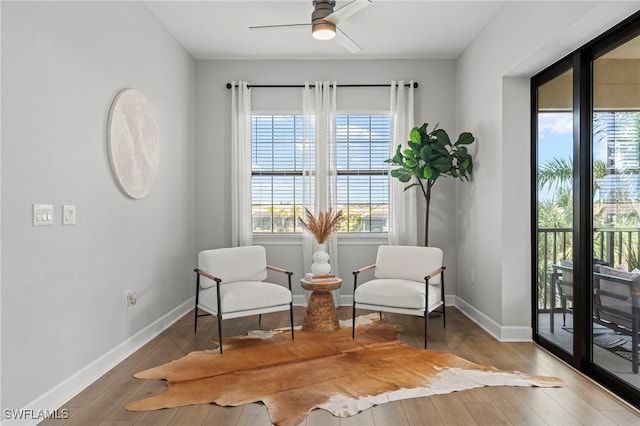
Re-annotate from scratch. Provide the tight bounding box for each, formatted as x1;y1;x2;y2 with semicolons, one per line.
225;82;418;89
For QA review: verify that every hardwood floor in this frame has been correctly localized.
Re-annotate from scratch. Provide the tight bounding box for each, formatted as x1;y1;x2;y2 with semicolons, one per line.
40;307;640;425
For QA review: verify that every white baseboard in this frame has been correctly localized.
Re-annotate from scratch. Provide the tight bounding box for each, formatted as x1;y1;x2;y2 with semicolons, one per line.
293;294;306;306
445;294;456;306
500;325;533;341
3;298;195;426
338;294;353;306
454;296;531;342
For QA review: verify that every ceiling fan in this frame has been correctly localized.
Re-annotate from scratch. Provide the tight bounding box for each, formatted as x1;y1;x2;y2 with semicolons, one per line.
249;0;372;53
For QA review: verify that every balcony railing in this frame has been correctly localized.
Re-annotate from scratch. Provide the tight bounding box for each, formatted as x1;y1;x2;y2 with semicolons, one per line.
538;227;640;310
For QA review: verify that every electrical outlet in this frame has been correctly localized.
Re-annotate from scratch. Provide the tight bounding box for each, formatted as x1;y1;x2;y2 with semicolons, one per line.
125;291;137;307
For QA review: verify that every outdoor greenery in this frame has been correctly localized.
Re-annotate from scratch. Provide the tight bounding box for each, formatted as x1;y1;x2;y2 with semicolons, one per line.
252;204;386;233
537;111;640;308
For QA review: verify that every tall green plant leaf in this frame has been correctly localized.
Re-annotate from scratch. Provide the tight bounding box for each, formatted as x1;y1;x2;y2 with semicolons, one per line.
432;128;450;146
410;127;422;144
386;122;476;245
455;132;475;145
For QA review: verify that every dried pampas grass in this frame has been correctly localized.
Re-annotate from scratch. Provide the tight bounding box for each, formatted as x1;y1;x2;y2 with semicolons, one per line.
298;208;344;244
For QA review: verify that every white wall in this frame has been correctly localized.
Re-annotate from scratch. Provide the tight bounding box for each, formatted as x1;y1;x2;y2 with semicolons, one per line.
501;76;532;339
455;1;639;339
1;1;195;412
194;59;459;299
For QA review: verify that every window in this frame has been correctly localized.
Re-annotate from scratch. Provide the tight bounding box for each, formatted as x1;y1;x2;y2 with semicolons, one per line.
251;113;391;233
251;115;304;233
336;115;391;232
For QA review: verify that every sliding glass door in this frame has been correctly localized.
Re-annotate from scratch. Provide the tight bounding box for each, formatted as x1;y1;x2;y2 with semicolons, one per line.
533;12;640;406
535;66;575;358
591;33;640;391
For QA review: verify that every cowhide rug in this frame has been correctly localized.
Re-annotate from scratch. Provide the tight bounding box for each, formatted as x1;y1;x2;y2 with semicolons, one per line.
125;315;565;426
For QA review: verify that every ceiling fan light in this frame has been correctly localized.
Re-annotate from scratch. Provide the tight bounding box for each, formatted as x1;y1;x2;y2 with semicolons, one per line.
312;22;336;40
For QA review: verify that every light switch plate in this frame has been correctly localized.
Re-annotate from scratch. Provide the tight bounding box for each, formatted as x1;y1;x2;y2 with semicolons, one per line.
63;205;76;225
33;204;54;226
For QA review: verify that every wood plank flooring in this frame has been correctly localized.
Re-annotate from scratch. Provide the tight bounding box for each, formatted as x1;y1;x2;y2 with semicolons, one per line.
40;307;640;425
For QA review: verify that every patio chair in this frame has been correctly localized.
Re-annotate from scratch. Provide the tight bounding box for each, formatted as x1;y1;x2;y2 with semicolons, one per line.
551;260;574;329
593;264;640;373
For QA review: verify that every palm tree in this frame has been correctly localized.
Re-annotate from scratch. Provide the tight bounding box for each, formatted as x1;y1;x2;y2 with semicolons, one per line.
538;191;572;228
538;157;573;191
538;157;607;193
536;157;607;307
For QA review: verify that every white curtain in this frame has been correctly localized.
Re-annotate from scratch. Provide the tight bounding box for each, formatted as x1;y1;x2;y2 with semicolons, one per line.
230;81;253;247
388;80;418;246
302;81;340;303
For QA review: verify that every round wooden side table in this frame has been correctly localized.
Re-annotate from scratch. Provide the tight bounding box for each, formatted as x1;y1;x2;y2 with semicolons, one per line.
300;277;343;333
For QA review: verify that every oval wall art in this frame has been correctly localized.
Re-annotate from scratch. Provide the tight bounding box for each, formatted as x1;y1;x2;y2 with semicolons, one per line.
107;88;160;199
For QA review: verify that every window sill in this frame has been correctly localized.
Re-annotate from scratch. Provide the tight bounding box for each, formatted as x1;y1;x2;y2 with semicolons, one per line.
252;233;388;246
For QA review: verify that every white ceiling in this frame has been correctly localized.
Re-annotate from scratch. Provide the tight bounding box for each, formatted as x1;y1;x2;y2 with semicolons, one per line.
143;1;506;60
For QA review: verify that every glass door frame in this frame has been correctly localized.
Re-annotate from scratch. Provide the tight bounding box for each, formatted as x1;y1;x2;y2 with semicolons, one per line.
531;10;640;408
531;54;586;369
587;15;640;404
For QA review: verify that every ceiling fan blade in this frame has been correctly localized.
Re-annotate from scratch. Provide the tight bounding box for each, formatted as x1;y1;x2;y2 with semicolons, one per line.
249;23;311;30
325;0;372;25
335;27;360;53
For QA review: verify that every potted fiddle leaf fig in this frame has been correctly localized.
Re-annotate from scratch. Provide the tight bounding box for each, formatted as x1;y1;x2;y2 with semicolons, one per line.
386;123;475;245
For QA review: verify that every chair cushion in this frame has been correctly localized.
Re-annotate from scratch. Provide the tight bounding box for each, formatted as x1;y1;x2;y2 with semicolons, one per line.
199;281;292;314
597;265;640;283
595;265;640;323
560;259;573;279
374;246;443;284
355;278;442;311
198;246;268;289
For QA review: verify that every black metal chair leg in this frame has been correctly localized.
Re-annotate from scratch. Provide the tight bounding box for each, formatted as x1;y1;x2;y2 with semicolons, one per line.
217;313;223;354
442;304;446;328
441;275;446;329
352;304;356;338
194;271;200;333
424;310;428;349
633;306;638;374
289;303;295;340
352;271;359;339
258;314;262;324
633;332;638;374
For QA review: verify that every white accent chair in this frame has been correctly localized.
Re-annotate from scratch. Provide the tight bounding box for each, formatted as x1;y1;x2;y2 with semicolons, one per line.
194;246;294;353
352;245;446;348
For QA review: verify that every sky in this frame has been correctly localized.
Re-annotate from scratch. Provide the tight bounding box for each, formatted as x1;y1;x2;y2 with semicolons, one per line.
537;112;614;201
537;112;573;166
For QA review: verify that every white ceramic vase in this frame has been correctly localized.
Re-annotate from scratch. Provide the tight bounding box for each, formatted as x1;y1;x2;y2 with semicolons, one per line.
311;243;331;275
